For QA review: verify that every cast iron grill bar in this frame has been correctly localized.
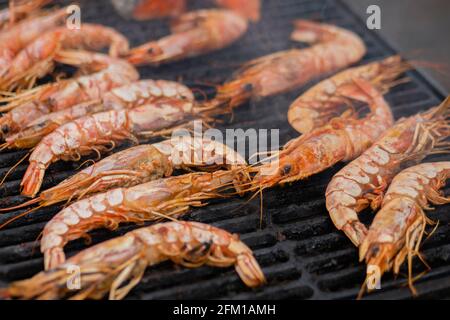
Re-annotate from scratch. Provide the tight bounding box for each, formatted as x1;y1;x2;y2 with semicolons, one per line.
0;0;448;300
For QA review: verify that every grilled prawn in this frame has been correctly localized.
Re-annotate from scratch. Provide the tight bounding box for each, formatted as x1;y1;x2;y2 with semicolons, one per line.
287;56;406;134
2;136;245;212
2;80;194;150
205;20;365;110
126;9;248;66
0;221;266;299
0;23;130;91
20;97;197;197
40;169;248;269
0;51;138;138
326;97;450;246
0;8;66;78
359;162;450;296
247;78;393;193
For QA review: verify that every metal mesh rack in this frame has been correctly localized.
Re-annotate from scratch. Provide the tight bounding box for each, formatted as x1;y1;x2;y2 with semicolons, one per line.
0;0;448;299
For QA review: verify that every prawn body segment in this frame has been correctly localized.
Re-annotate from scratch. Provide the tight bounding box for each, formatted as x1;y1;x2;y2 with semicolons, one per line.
287;56;405;134
0;8;67;78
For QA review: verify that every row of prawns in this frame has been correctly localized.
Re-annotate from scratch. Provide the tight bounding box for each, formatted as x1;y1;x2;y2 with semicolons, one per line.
0;1;448;300
0;11;372;299
0;0;258;92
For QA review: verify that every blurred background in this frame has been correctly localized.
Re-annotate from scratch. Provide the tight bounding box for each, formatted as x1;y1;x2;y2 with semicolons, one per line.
344;0;450;93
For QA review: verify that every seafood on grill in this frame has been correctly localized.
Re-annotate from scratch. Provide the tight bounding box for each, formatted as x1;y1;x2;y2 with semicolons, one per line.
359;162;450;296
326;97;450;246
1;80;194;150
0;8;66;79
215;0;261;22
204;19;366;110
39;169;248;270
0;221;266;299
287;55;407;134
111;0;186;20
0;51;138;137
1;136;246;213
246;78;393;194
126;9;248;66
19;95;216;197
0;23;130;91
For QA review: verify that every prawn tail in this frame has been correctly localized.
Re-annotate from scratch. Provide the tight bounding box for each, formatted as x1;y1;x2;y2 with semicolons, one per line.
44;247;66;271
21;161;45;198
235;253;267;288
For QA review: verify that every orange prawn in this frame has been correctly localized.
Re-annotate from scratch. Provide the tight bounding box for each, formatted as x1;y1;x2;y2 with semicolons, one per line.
39;169;248;270
20;97;199;197
0;23;130;91
0;7;66;79
126;9;248;66
1;79;194;150
0;221;266;299
287;55;407;134
0;51;139;138
359;162;450;296
1;136;245;212
245;79;393;196
204;19;366;110
326;97;450;247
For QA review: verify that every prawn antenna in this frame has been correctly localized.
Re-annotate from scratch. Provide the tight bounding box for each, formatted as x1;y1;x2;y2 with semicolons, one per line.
0;204;44;230
0;151;30;187
0;197;40;212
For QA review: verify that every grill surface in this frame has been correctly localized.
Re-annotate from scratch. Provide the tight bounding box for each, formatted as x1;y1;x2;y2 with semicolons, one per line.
0;0;449;300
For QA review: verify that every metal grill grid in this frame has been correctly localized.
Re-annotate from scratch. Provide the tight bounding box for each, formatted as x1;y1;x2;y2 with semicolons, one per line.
0;0;448;300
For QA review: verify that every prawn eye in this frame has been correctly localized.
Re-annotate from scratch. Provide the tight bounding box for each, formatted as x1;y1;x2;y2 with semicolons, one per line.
1;124;9;134
281;164;291;175
369;244;380;257
243;83;253;92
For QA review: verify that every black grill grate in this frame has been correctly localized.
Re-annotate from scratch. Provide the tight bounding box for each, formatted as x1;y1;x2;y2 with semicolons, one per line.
0;0;449;300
